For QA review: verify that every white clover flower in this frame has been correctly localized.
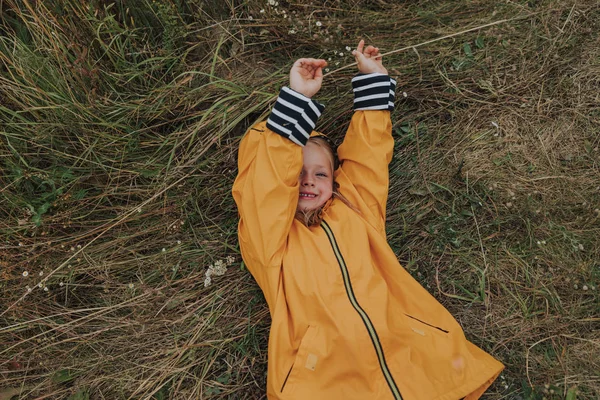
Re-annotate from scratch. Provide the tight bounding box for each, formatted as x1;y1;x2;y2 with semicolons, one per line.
44;286;49;292
226;255;235;265
260;9;265;13
345;46;351;51
39;271;44;276
137;207;142;213
268;0;275;5
339;52;344;57
325;68;330;72
204;276;212;287
582;285;588;291
162;248;166;252
128;283;134;289
77;244;81;249
177;240;181;245
23;271;29;277
59;282;64;287
315;21;322;27
26;286;32;292
38;282;43;288
403;92;408;98
248;15;253;20
70;247;75;251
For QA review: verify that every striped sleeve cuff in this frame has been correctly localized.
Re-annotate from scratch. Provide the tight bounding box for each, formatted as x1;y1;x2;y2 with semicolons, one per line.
266;87;325;146
352;73;396;111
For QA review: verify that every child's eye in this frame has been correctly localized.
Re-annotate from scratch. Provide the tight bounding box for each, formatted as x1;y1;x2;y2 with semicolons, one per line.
317;173;327;177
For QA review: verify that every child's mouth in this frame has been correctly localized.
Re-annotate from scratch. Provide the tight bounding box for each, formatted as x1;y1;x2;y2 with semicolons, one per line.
299;193;317;198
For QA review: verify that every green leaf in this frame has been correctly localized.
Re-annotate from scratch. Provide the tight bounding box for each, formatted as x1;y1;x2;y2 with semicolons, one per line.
463;42;473;57
566;386;577;400
67;390;89;400
475;37;485;49
51;369;76;383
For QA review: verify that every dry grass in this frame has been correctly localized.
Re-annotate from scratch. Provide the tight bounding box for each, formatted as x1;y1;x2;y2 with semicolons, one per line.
1;0;599;399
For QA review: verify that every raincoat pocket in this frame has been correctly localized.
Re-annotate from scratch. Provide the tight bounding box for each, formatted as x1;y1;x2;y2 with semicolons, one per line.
280;325;319;393
405;314;449;335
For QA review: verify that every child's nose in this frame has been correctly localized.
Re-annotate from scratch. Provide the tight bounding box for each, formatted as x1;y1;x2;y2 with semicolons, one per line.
300;175;314;186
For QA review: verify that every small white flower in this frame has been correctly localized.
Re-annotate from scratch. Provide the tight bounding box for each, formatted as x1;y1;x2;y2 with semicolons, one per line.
18;242;23;246
77;244;81;249
402;92;408;98
325;68;330;72
26;286;32;292
39;271;44;276
38;282;43;288
204;276;212;287
226;255;235;265
315;21;322;27
268;0;275;5
288;29;296;34
137;208;142;213
582;285;588;291
259;9;265;13
177;240;181;245
536;241;541;245
70;247;75;251
345;46;351;51
128;283;134;289
578;243;584;250
541;240;546;245
327;57;332;61
162;248;166;252
339;52;344;57
248;15;253;20
59;282;64;287
574;284;578;289
23;271;29;277
44;286;49;292
335;62;339;66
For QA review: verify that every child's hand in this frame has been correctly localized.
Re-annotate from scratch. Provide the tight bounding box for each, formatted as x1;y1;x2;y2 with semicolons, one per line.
352;39;388;75
289;58;327;98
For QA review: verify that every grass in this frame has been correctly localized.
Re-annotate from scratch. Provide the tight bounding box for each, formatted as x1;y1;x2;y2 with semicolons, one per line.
1;0;599;398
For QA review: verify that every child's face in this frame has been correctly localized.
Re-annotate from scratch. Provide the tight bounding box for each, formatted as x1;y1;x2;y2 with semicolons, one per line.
298;141;334;212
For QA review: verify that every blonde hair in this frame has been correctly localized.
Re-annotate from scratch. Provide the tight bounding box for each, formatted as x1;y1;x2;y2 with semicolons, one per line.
294;136;358;227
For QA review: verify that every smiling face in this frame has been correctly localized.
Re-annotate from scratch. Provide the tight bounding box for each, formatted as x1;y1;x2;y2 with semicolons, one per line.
297;140;334;212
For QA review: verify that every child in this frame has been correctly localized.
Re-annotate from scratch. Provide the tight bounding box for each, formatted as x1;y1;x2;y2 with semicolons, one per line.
232;40;504;400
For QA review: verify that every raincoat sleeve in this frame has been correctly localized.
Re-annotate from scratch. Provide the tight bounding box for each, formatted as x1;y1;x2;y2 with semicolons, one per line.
232;87;324;305
336;73;396;233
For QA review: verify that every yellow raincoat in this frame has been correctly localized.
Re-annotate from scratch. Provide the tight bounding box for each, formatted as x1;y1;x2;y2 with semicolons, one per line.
232;75;503;400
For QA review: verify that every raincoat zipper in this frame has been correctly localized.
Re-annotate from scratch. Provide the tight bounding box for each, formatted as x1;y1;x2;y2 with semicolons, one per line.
321;220;403;400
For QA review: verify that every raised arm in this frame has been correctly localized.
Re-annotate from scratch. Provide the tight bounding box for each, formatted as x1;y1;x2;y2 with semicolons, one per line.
336;41;396;232
232;58;326;307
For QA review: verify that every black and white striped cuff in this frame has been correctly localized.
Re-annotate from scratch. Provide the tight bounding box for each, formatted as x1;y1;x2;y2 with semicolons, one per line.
352;73;396;111
266;87;325;146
